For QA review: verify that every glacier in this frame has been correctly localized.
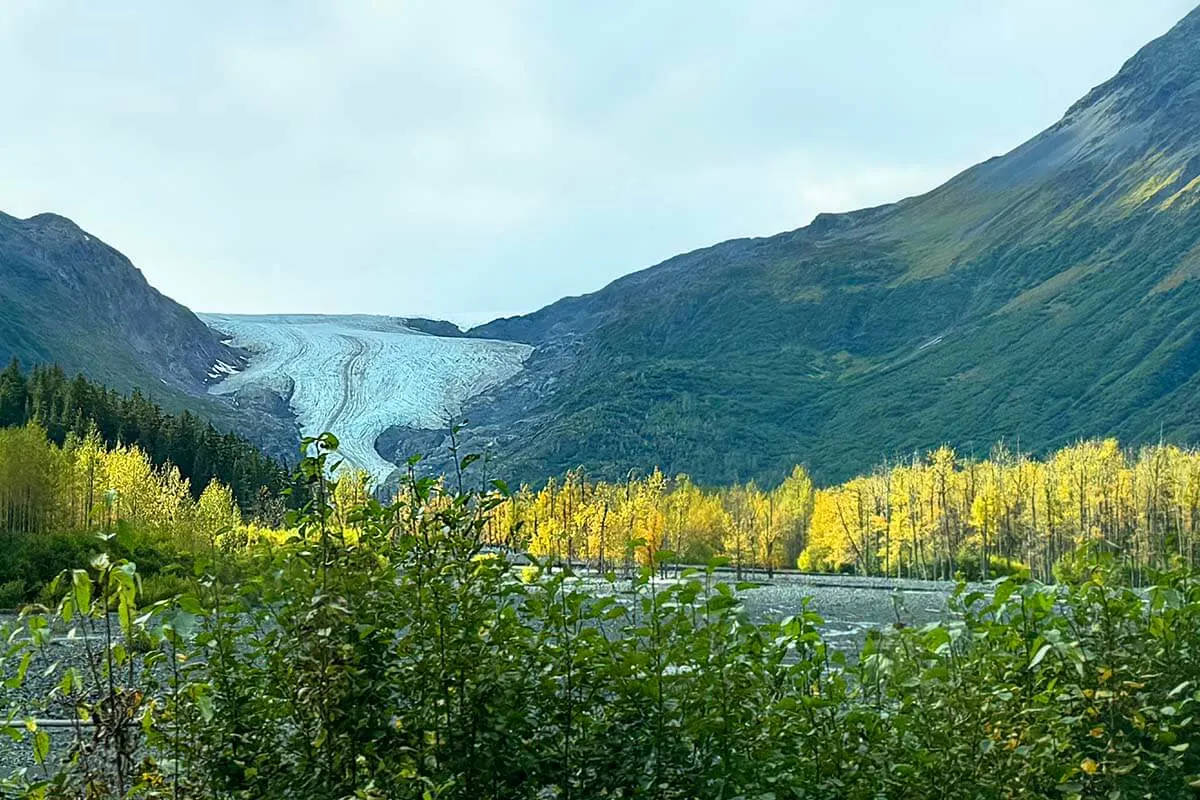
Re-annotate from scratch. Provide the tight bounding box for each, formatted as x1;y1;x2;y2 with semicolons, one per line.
199;314;532;485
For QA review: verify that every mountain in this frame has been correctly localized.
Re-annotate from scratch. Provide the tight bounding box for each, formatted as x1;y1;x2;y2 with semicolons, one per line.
0;210;531;474
0;212;303;461
7;9;1200;489
384;6;1200;486
0;211;242;395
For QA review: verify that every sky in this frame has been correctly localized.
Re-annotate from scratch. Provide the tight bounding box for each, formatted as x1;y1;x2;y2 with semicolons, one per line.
1;1;1196;327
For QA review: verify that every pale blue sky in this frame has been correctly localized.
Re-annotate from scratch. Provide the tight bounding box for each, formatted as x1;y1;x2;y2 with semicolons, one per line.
1;1;1195;326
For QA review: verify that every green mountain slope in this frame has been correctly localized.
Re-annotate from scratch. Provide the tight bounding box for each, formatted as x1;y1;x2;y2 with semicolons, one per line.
0;212;300;461
0;211;241;395
452;6;1200;486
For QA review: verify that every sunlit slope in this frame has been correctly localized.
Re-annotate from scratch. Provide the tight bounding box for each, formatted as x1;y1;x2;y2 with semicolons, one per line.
201;314;531;483
465;6;1200;487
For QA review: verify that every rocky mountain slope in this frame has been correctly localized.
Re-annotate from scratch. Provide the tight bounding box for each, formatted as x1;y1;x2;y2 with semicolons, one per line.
0;212;304;461
0;212;241;396
7;8;1200;488
0;210;534;476
413;5;1200;485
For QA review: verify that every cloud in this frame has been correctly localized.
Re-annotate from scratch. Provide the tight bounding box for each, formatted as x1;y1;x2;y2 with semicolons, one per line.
0;0;1195;324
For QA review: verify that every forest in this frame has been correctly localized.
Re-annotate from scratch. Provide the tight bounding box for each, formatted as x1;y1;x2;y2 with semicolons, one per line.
1;372;1199;795
0;359;293;514
0;435;1196;798
5;394;1200;597
0;423;277;606
491;440;1200;584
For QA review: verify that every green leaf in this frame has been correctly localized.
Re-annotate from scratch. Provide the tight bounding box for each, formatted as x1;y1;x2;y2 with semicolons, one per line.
1167;680;1192;699
195;692;214;723
4;652;31;689
1029;643;1052;669
32;729;49;764
115;519;138;553
993;579;1017;607
71;569;91;616
177;594;205;616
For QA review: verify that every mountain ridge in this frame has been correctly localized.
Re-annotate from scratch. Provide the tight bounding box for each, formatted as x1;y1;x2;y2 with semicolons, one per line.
0;210;243;393
0;211;306;462
416;4;1200;486
5;7;1200;488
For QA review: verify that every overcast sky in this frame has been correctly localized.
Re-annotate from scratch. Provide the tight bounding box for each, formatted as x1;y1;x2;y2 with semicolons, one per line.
1;1;1195;326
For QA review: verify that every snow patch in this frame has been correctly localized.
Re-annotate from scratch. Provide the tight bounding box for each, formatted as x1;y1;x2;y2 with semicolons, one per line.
917;336;943;351
206;359;242;379
199;314;532;484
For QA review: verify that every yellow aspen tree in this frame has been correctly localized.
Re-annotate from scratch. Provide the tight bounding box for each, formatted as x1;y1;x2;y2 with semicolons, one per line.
774;466;815;568
798;487;854;572
721;483;759;579
196;480;242;550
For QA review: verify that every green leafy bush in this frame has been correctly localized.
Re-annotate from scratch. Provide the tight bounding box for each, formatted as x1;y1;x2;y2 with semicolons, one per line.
1;435;1197;798
0;531;99;605
0;579;25;609
0;526;199;606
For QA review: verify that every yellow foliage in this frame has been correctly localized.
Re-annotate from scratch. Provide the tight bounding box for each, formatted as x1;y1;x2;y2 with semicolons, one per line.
486;438;1200;581
1122;167;1184;208
6;420;1200;582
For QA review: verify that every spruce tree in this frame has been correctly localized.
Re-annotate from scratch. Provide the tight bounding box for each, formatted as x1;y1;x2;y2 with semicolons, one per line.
0;358;28;426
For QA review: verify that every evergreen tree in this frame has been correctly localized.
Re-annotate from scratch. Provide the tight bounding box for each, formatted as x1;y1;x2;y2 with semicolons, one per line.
0;358;28;427
0;361;295;515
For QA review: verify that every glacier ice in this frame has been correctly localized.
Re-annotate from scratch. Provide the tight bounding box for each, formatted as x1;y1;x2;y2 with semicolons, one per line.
200;314;532;485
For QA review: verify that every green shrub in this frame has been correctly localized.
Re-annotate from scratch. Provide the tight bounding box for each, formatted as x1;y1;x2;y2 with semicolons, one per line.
0;523;210;606
138;573;193;605
0;530;100;603
0;579;25;609
1;435;1197;799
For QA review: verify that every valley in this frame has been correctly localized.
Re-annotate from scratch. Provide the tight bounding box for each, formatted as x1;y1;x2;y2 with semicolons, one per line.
5;8;1200;491
4;5;1200;798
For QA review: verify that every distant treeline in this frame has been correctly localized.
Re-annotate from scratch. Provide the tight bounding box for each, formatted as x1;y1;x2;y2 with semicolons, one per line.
0;359;294;516
495;440;1200;584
